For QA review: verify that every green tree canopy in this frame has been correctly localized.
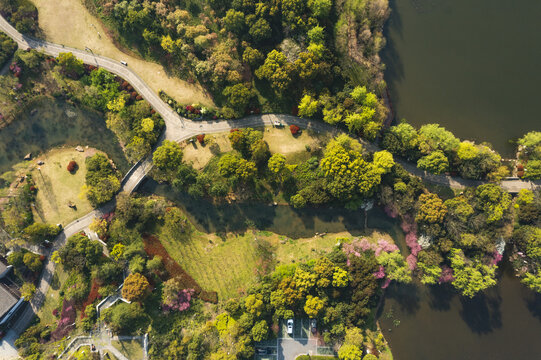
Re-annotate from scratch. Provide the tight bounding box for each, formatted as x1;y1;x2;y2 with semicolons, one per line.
57;52;84;78
153;140;183;171
449;248;497;297
298;95;319;118
416;193;447;224
418;124;460;154
255;50;293;92
58;233;102;271
417;151;449;174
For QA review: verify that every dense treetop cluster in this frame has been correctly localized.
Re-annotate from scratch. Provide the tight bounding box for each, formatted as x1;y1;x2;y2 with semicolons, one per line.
87;0;390;118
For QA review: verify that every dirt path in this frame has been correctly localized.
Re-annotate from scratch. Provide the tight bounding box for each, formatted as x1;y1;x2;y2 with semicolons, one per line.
30;0;213;107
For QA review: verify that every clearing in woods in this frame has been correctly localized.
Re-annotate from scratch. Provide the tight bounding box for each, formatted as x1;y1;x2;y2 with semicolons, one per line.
158;228;392;300
30;0;213;107
182;127;331;170
30;147;99;225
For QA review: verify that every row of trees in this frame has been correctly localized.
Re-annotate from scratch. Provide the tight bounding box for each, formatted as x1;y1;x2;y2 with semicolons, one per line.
382;121;504;180
152;129;395;211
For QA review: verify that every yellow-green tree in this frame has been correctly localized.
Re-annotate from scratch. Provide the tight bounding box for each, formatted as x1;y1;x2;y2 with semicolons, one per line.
122;273;150;302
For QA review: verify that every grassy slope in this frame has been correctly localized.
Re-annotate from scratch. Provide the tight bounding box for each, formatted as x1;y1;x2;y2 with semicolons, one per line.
37;264;68;326
30;147;100;225
159;228;394;300
29;0;213;106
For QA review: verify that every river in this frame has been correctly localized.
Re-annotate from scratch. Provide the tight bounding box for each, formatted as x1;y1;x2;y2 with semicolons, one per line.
379;260;541;360
382;0;541;155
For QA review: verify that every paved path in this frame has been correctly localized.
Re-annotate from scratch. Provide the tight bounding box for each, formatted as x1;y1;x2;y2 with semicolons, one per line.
1;12;540;351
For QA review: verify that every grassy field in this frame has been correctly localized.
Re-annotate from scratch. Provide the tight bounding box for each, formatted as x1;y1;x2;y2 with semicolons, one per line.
111;339;144;360
30;0;213;107
159;226;393;300
182;127;331;170
30;147;98;225
159;230;262;300
38;264;68;326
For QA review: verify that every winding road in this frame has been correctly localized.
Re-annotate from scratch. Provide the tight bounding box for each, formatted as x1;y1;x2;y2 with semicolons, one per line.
0;13;540;350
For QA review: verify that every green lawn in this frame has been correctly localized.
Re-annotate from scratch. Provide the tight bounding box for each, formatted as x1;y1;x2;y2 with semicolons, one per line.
31;147;101;225
159;226;395;300
38;264;68;326
111;339;144;360
159;230;261;300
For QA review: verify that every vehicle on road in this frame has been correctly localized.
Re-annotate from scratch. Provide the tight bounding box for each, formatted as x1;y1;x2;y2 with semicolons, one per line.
120;61;128;66
287;319;294;335
273;121;283;127
310;319;317;334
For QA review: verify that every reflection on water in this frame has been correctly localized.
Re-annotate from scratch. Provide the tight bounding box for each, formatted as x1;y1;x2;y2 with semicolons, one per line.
0;98;129;174
379;261;541;360
138;179;402;239
383;0;541;154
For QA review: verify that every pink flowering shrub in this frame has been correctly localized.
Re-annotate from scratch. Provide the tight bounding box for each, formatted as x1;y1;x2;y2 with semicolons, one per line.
375;239;399;256
163;288;194;313
406;254;417;270
384;205;398;219
381;278;392;289
51;299;76;341
405;232;422;256
492;251;503;265
373;266;386;279
343;238;399;259
439;266;454;283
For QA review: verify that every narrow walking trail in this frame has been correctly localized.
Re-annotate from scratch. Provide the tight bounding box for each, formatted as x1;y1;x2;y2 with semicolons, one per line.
0;14;539;346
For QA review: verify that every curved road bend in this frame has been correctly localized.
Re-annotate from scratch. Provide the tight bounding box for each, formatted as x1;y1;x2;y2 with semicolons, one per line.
0;15;538;194
1;13;540;342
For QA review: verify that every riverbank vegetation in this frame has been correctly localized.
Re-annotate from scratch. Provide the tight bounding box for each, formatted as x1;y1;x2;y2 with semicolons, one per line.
152;129;395;209
16;193;397;359
517;131;541;179
382;120;506;180
83;0;390;121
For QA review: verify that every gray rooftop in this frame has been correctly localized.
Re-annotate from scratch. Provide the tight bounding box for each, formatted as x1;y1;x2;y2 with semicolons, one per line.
0;284;18;319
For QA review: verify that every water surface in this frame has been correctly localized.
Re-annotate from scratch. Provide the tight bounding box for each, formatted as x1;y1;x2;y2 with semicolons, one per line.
383;0;541;154
379;261;541;360
139;180;400;239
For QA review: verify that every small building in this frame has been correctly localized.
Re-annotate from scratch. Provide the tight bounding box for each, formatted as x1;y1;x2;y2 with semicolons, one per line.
0;257;24;330
0;283;22;329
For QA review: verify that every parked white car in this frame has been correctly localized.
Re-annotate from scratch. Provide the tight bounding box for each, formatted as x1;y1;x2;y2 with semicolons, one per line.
287;319;294;335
